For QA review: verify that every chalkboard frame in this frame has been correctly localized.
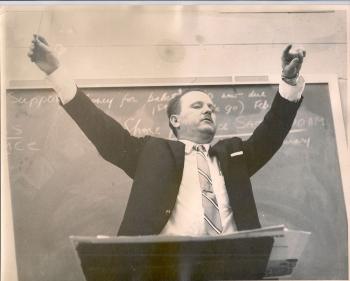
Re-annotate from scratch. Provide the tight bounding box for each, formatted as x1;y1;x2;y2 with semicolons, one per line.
4;73;350;280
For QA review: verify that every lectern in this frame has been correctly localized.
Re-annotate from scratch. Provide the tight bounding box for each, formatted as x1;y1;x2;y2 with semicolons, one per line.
72;226;311;280
71;235;274;281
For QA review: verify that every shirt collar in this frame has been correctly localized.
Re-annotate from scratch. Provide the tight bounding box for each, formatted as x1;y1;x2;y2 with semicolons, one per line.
179;139;211;155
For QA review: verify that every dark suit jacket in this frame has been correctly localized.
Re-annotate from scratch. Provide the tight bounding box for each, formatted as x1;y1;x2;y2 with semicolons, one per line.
63;90;302;236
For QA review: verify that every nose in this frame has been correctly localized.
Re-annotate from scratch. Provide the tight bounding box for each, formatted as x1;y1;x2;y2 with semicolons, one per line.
203;104;213;114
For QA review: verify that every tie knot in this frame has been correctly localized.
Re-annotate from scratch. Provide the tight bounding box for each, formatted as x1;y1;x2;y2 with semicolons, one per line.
194;144;206;153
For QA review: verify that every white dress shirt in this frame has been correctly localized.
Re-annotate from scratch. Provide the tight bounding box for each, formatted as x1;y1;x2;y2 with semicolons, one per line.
160;140;237;236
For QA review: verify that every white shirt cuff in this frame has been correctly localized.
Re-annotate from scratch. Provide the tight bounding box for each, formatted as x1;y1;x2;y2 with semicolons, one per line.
278;75;305;102
46;67;77;104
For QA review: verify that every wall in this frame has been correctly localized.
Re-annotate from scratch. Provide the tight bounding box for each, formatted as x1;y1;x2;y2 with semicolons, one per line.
4;4;348;137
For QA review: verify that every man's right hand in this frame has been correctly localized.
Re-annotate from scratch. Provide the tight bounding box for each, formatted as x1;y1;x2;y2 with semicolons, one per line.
28;34;60;75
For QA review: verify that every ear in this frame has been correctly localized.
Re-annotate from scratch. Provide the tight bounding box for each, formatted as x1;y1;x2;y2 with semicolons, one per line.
170;114;180;129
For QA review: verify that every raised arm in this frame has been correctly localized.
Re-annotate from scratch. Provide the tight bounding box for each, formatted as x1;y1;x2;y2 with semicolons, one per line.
28;35;148;178
243;45;306;176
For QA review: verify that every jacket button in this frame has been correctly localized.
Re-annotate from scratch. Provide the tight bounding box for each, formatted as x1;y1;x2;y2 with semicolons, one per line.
165;209;171;215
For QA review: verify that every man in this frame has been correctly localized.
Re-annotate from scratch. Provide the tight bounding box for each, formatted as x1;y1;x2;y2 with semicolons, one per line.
28;35;305;237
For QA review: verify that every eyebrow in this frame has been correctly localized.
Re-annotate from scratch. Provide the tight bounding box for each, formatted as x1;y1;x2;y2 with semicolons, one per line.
191;101;216;109
191;101;203;106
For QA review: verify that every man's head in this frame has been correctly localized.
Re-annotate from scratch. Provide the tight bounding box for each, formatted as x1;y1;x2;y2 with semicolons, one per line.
167;90;217;144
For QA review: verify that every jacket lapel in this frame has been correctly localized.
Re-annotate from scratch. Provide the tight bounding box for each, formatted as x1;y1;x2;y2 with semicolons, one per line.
209;141;230;176
167;140;185;179
211;140;261;231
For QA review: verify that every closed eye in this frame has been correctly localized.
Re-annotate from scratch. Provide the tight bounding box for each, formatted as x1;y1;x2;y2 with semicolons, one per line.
191;102;203;109
190;101;216;112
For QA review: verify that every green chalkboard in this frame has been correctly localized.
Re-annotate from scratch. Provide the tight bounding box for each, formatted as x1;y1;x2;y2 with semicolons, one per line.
6;82;347;280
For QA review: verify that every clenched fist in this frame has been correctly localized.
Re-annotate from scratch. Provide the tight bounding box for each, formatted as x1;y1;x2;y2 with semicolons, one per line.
281;44;306;85
28;34;60;75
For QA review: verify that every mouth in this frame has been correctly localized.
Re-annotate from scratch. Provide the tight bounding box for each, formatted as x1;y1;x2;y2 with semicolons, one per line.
201;116;213;123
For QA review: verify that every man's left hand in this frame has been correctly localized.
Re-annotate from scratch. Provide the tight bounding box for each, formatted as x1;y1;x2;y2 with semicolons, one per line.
281;44;306;80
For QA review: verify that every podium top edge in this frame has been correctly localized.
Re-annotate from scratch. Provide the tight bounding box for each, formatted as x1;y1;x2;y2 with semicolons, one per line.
69;225;310;244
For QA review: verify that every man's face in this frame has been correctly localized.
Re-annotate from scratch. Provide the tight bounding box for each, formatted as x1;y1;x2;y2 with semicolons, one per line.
174;91;217;143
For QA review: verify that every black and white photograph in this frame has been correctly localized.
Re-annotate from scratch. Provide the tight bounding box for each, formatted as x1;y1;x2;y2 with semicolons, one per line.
1;2;350;281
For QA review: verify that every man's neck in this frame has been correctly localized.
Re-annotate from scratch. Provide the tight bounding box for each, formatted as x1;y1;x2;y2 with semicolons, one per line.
176;135;213;144
178;139;211;154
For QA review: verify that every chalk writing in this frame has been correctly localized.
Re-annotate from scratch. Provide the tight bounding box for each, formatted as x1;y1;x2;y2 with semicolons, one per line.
7;125;40;154
10;94;58;108
7;141;40;153
124;118;161;136
147;92;178;104
224;100;244;115
221;90;266;99
146;92;179;115
221;92;244;99
284;136;311;148
254;99;269;110
10;93;114;110
10;95;27;105
217;122;229;131
151;103;167;115
28;95;58;108
235;116;261;130
120;94;138;108
293;116;325;130
307;116;325;127
86;94;114;109
248;90;267;98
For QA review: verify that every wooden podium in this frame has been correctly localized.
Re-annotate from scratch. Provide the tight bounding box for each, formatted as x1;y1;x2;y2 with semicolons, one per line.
71;235;274;281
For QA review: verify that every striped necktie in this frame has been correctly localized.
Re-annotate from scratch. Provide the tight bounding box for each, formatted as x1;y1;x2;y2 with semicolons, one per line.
194;144;223;235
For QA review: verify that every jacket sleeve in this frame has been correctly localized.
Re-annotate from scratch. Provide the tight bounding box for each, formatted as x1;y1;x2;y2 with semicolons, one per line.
62;89;149;179
243;92;303;177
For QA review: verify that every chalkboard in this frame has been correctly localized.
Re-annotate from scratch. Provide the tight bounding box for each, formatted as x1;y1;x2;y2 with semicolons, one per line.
6;80;348;280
